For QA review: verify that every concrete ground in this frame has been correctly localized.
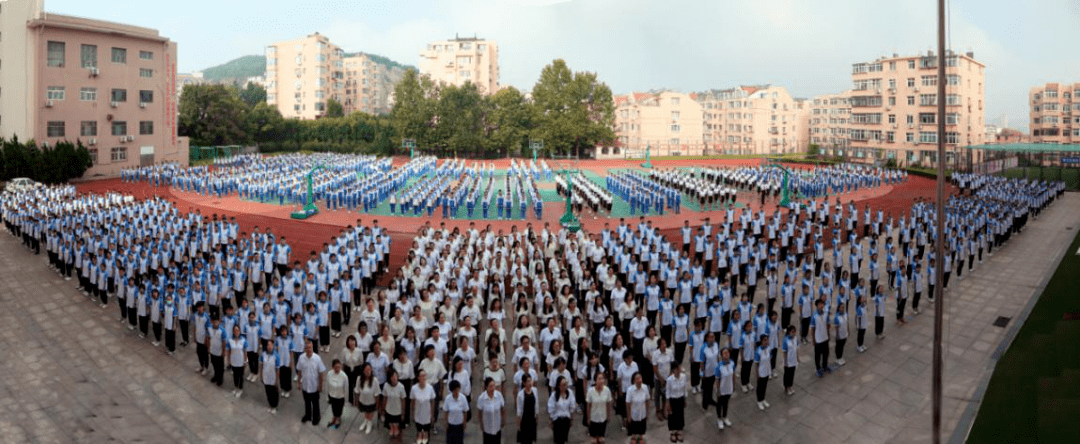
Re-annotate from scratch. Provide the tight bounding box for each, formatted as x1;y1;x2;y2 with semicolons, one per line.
0;193;1077;444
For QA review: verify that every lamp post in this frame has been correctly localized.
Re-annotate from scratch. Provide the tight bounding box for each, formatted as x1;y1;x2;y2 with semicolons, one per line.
403;138;416;159
641;142;652;169
530;139;543;164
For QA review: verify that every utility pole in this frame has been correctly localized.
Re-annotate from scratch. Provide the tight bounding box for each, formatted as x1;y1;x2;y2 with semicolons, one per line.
932;0;947;443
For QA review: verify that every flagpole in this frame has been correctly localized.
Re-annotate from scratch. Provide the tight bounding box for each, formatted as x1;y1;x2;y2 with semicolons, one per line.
932;0;947;442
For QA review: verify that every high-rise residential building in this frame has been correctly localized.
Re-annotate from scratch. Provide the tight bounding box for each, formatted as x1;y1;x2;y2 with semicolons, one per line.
696;85;810;155
0;0;187;177
343;54;406;116
418;36;499;95
609;91;704;157
1029;83;1080;143
809;91;852;155
265;33;345;120
847;51;986;167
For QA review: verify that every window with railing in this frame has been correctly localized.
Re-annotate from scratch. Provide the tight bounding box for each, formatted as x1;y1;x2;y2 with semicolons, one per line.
80;121;97;137
47;121;65;137
918;131;937;143
919;94;937;106
111;147;127;162
80;44;97;68
921;75;937;87
919;113;936;124
80;87;96;101
46;86;65;100
47;41;65;67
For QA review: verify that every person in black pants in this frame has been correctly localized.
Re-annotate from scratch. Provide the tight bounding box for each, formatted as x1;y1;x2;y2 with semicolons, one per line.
297;340;327;426
810;300;831;378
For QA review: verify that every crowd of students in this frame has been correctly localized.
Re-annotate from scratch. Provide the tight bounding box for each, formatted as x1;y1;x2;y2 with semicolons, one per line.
1;162;1065;443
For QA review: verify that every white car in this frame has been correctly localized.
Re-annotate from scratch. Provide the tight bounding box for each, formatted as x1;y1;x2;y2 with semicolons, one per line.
4;178;37;193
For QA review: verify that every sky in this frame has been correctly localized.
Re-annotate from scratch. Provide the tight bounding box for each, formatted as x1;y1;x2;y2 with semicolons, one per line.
45;0;1080;131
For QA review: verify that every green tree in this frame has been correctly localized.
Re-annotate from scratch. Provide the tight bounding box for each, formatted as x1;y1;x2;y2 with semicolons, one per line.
807;143;820;156
484;86;534;157
326;98;345;118
179;84;250;146
530;59;615;157
238;82;267;108
247;102;286;145
390;69;438;153
434;83;486;157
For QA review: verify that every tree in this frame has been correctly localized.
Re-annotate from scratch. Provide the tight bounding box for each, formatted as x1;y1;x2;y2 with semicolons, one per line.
434;83;486;157
247;102;286;145
238;82;267;108
326;98;345;118
530;59;615;157
179;84;250;146
484;86;534;157
390;69;438;153
807;143;820;156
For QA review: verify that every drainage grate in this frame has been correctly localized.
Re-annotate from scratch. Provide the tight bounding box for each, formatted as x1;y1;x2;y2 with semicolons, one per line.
992;316;1011;328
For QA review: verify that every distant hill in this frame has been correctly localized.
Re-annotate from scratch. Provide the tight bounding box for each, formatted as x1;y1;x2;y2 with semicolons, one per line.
200;55;267;83
198;53;415;84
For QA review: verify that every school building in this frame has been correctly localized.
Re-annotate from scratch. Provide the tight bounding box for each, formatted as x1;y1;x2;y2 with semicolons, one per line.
845;51;986;167
418;36;500;95
0;0;188;177
1029;83;1080;144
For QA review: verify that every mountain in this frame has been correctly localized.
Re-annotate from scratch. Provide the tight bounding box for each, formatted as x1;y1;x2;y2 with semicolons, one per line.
200;55;267;83
197;53;417;84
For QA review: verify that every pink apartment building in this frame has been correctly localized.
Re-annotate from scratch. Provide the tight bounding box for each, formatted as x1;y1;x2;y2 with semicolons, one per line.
697;85;809;156
608;91;705;158
418;36;499;95
809;91;852;155
0;0;187;177
1029;83;1080;144
847;51;986;167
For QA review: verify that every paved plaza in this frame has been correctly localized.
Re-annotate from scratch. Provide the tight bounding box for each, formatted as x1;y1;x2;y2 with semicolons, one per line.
0;193;1078;444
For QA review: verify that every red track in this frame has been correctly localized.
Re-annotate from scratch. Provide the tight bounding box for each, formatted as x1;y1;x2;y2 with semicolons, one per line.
76;158;949;284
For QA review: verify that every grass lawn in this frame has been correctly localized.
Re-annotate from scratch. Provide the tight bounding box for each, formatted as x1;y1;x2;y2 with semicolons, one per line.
967;227;1080;443
998;167;1080;190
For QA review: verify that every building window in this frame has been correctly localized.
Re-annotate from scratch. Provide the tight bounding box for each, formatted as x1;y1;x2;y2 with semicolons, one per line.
920;75;937;87
459;70;471;78
139;50;153;60
906;132;914;142
946;113;959;125
111;89;127;102
670;124;680;132
947;94;961;106
669;138;680;146
139;68;153;78
907;96;915;105
111;121;127;136
945;132;959;144
80;44;97;69
139;121;153;135
919;113;936;124
315;90;325;99
88;149;98;163
47;41;65;67
907;60;916;69
80;121;97;137
111;47;127;64
315;102;325;111
888;97;896;106
919;94;937;106
47;121;65;137
918;131;937;144
887;131;895;142
46;86;65;101
111;147;127;162
80;87;97;101
139;90;153;103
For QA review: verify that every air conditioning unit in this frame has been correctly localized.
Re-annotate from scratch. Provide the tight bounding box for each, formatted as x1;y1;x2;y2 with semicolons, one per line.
89;67;99;77
914;87;919;92
45;100;54;107
127;135;135;142
139;102;147;109
892;123;898;129
89;138;97;145
111;101;119;108
120;137;127;143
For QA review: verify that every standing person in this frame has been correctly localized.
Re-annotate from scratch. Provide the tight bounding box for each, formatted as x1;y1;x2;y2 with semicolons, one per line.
207;315;227;386
665;363;688;443
353;363;379;433
516;374;539;444
326;359;348;429
586;373;613;444
548;376;576;444
381;369;408;439
855;296;869;353
833;303;850;366
782;326;798;396
873;285;887;340
625;372;650;444
894;270;908;326
297;340;327;426
714;348;735;430
754;335;772;410
259;340;282;415
411;369;437;444
163;294;178;355
476;378;506;444
227;325;248;398
811;299;831;378
340;336;363;405
442;380;469;444
698;332;720;410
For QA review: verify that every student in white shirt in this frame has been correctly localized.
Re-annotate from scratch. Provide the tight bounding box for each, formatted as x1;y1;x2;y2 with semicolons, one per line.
516;374;540;444
547;375;576;444
411;369;437;444
381;369;408;439
714;347;735;430
226;325;248;398
259;339;282;415
442;379;469;444
782;325;799;396
325;359;348;429
476;378;505;444
353;363;380;434
665;362;688;441
586;374;612;443
625;372;651;444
